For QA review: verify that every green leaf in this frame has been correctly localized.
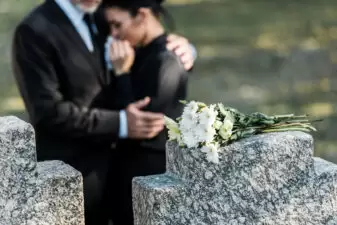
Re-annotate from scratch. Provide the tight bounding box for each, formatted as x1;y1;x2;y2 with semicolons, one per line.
179;100;189;104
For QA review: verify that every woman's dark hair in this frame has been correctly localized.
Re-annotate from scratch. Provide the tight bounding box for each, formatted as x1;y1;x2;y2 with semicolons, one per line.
102;0;175;31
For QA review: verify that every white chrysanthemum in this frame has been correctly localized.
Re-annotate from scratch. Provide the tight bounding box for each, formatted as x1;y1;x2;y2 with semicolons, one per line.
217;103;235;122
179;101;219;148
205;127;217;142
219;119;234;140
180;116;196;131
199;104;218;128
181;130;199;148
214;120;223;130
179;115;198;147
164;116;181;141
193;105;218;143
180;102;199;131
223;110;234;122
184;101;199;115
201;143;219;164
195;126;216;144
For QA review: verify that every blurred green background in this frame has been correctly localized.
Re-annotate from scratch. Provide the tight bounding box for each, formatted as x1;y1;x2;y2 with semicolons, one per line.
1;0;337;161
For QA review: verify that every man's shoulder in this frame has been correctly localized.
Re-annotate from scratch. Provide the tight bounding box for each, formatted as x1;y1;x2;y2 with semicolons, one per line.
16;2;51;34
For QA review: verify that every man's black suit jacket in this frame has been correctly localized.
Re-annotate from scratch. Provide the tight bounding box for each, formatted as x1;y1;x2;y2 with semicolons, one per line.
12;0;120;170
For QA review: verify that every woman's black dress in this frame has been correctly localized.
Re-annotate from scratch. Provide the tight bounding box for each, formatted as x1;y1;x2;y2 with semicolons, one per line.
108;33;189;225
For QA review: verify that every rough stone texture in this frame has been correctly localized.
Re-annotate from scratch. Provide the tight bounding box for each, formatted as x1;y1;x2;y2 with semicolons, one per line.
0;116;84;225
133;131;337;225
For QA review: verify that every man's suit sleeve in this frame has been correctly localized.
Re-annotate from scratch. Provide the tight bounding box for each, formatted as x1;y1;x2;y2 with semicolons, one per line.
12;24;120;140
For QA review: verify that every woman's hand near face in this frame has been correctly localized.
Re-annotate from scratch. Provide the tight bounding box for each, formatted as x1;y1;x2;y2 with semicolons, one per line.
110;40;135;76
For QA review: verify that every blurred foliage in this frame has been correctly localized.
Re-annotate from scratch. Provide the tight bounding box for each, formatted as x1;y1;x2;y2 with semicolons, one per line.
1;0;337;161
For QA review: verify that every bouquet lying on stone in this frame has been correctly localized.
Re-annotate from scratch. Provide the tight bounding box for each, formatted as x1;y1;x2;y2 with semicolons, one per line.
164;100;318;164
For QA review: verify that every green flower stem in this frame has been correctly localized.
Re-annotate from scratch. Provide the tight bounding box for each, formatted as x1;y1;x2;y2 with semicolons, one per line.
283;120;310;123
261;127;313;133
270;122;310;127
272;123;316;131
272;114;307;119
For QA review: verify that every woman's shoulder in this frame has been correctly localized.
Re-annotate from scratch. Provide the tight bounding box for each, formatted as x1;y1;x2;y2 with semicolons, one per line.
156;50;185;72
145;34;185;70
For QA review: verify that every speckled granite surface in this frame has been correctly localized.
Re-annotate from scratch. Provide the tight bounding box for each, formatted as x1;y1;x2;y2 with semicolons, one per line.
0;116;84;225
133;131;337;225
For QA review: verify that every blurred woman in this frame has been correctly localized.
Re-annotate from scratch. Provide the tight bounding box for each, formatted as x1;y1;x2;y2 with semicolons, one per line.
102;0;189;224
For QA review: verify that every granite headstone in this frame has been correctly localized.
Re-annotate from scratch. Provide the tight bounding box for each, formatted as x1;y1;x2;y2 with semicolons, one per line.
133;131;337;225
0;116;84;225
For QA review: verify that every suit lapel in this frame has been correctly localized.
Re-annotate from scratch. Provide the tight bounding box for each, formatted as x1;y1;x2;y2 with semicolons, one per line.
45;0;105;84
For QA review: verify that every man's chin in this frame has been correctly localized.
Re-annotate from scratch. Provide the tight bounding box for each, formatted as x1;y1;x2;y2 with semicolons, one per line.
76;3;99;13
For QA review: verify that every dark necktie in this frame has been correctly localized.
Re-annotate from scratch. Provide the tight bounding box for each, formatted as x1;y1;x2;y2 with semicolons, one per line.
83;14;98;50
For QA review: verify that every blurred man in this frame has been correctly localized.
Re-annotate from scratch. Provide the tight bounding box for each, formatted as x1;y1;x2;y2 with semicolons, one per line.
11;0;195;224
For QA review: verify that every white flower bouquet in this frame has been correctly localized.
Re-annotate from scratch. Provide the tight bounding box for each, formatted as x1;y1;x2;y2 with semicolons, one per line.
164;100;318;164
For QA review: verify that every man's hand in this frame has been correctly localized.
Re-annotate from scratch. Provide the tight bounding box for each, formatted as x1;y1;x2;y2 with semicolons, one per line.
166;34;195;71
126;97;165;139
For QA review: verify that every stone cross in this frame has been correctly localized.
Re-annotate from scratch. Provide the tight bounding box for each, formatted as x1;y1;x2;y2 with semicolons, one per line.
0;116;84;225
133;131;337;225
